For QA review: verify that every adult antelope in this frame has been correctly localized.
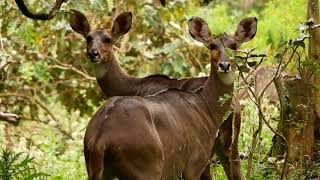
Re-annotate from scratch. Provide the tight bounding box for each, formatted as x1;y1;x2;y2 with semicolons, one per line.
70;11;257;180
69;10;205;97
71;12;230;180
81;15;257;179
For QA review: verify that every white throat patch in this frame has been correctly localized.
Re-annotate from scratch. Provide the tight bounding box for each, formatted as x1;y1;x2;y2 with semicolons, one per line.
91;61;108;79
217;71;235;85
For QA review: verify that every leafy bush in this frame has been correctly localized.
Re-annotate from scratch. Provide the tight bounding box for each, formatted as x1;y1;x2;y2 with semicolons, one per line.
0;148;48;180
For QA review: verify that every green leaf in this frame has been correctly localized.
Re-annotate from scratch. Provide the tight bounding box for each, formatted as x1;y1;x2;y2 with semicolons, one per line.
218;93;232;107
223;110;232;121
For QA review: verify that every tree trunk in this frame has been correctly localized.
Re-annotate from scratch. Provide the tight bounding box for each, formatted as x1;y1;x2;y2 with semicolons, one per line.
270;0;319;166
271;75;315;164
239;0;255;11
308;0;320;150
269;76;287;158
239;0;266;12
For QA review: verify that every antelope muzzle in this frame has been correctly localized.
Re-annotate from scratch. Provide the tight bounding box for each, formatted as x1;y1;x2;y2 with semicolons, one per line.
87;49;101;62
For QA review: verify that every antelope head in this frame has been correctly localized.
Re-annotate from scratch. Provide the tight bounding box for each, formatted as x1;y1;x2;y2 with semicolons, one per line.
70;10;132;63
188;17;257;85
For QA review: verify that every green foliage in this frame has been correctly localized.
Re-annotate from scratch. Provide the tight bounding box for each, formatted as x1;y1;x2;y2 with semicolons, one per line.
210;162;228;179
218;93;232;107
0;149;48;179
253;0;306;53
291;161;320;179
19;61;51;83
239;99;279;179
19;23;38;47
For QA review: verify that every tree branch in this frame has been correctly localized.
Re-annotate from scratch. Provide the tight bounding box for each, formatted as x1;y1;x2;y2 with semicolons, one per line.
237;64;286;142
49;64;95;81
258;46;297;100
0;93;73;139
15;0;68;20
0;112;21;123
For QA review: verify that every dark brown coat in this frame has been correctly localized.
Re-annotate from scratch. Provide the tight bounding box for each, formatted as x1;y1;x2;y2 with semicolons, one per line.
70;11;257;179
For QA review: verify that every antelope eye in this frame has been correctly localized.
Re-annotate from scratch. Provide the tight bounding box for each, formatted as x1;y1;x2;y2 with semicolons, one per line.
102;36;112;43
86;35;93;42
208;43;218;50
229;43;237;50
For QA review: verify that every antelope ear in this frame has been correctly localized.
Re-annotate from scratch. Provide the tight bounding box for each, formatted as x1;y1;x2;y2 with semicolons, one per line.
111;12;132;40
235;17;257;43
188;16;212;44
70;10;90;37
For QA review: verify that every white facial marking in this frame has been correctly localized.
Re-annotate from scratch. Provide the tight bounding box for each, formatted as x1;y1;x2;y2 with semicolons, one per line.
91;61;108;79
217;71;235;85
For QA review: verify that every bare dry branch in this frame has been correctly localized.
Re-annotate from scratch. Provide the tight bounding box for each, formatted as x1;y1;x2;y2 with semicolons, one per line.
15;0;67;20
49;64;95;81
0;112;21;122
237;64;286;141
258;46;297;100
236;50;290;179
0;58;12;71
0;93;73;139
236;44;304;180
236;48;294;139
234;54;267;60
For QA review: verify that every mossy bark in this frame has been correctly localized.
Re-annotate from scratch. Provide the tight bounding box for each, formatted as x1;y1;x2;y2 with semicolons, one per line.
271;75;316;163
270;0;319;164
308;0;320;150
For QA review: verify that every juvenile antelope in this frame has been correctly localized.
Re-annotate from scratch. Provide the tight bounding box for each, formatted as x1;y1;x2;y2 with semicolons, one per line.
70;11;256;179
83;16;257;179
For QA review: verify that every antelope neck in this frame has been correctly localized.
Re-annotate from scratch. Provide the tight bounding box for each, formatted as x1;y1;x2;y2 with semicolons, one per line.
95;54;141;97
201;67;234;127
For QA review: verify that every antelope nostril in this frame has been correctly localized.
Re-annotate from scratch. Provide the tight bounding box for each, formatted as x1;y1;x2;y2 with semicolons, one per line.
92;50;99;56
219;62;230;71
219;63;224;69
88;50;100;59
